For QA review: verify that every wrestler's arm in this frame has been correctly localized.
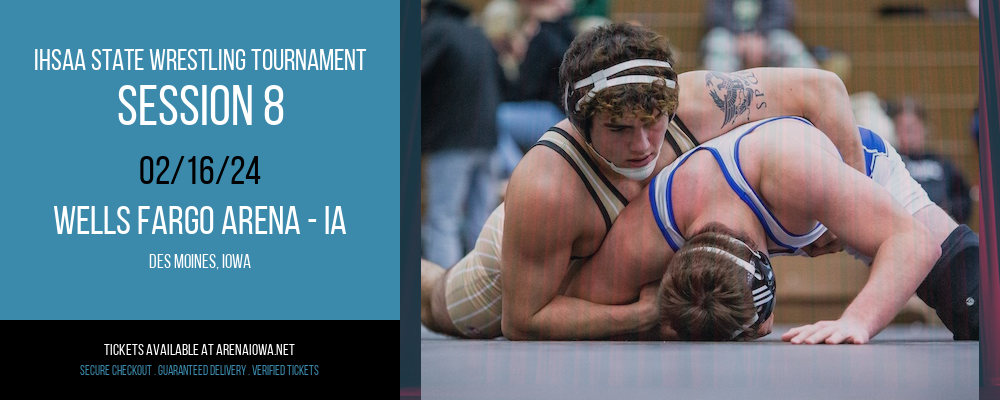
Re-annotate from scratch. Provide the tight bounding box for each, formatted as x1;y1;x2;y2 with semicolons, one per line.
760;133;939;344
553;181;680;340
565;184;675;305
500;159;658;341
677;68;864;173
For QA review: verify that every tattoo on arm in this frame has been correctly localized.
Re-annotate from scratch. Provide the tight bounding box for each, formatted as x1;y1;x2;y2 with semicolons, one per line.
705;71;767;128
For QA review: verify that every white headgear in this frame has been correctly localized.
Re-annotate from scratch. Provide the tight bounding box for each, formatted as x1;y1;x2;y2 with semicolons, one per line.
565;59;676;180
565;59;676;113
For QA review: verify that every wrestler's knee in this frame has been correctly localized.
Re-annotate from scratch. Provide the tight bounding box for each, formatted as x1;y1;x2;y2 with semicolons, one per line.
915;224;979;340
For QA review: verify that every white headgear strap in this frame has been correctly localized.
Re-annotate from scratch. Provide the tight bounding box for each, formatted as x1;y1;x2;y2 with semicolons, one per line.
731;313;759;339
689;246;755;275
570;59;675;112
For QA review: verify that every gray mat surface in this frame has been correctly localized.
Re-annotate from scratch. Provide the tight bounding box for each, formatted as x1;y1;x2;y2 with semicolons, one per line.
421;325;977;400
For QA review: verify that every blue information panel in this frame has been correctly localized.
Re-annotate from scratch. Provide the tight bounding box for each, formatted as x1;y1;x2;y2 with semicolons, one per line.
0;1;401;389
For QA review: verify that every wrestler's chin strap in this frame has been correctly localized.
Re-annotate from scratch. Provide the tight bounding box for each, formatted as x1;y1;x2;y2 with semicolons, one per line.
915;224;979;340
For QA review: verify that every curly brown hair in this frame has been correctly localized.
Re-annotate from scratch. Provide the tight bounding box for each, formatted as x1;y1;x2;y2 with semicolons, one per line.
658;224;764;341
560;23;679;142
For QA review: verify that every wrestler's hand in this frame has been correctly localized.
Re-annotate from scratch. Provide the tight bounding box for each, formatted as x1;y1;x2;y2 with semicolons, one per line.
781;319;870;344
636;282;662;332
801;231;844;258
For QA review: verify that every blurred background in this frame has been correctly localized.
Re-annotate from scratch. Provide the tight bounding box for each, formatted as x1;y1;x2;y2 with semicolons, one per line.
421;0;980;327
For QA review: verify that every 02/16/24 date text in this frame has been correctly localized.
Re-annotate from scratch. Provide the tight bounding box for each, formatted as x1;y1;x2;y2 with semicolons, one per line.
140;156;259;184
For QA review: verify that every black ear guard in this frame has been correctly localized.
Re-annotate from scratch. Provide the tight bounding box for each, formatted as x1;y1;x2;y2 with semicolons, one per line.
689;240;777;339
746;251;776;332
726;249;775;340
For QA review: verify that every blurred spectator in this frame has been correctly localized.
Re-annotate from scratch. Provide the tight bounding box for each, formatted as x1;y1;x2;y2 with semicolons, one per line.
504;0;575;108
701;0;818;71
813;45;852;84
574;0;612;33
422;0;504;267
969;0;979;19
486;0;576;177
888;96;972;224
482;0;526;80
850;91;897;147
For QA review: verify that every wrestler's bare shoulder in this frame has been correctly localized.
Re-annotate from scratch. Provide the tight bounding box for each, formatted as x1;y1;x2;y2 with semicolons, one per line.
504;120;605;252
508;120;591;206
509;146;589;213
